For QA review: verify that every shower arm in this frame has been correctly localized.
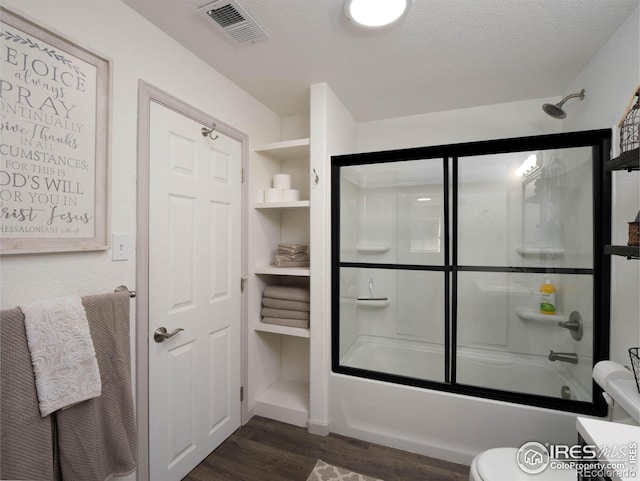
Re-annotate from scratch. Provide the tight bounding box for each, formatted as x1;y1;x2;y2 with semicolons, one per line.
556;89;586;108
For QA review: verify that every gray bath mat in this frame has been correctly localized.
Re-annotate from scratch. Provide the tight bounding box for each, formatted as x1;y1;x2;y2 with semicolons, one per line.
306;459;383;481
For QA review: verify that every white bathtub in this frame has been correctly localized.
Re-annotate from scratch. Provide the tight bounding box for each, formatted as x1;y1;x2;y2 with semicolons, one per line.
341;335;590;401
331;335;595;465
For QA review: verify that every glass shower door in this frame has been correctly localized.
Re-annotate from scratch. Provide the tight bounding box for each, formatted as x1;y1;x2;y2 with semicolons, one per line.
337;158;448;383
332;129;611;415
455;146;596;401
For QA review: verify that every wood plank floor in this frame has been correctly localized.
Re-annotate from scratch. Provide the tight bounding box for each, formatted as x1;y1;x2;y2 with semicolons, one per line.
183;416;470;481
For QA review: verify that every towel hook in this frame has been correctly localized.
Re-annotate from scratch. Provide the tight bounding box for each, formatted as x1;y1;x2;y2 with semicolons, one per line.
114;285;136;298
201;122;219;140
313;168;319;184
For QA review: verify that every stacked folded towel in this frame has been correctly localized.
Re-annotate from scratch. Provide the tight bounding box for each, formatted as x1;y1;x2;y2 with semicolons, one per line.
261;284;310;329
274;243;309;267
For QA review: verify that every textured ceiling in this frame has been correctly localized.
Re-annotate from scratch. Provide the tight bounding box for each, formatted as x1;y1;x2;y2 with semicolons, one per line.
121;0;638;121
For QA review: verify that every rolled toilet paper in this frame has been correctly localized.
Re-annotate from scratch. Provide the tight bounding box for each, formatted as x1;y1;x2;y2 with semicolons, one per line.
264;188;282;203
273;174;291;190
282;189;300;202
593;360;633;389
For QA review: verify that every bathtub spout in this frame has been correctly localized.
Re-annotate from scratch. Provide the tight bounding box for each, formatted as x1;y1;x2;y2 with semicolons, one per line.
548;350;578;364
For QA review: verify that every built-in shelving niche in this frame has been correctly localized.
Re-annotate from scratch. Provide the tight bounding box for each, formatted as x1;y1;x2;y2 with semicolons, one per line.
251;136;311;428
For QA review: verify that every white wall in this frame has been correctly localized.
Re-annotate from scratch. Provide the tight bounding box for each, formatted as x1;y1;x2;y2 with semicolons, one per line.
562;6;640;367
356;97;562;152
0;0;280;311
0;2;280;479
309;83;357;435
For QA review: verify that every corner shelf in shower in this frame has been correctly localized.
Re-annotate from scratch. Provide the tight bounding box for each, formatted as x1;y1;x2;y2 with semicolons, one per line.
515;308;564;323
356;298;390;308
516;246;565;257
254;265;310;276
355;244;390;254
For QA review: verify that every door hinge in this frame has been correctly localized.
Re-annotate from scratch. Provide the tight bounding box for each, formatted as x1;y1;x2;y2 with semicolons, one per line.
240;276;248;292
240;386;244;402
241;167;245;183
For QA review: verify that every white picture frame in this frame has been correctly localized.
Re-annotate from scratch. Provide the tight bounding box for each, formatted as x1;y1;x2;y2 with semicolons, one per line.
0;7;111;254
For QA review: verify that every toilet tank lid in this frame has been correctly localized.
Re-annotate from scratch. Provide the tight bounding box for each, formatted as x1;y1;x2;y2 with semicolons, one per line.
476;448;575;481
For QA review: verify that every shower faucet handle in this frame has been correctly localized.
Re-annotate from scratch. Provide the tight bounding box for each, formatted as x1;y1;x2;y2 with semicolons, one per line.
557;319;580;331
557;311;583;341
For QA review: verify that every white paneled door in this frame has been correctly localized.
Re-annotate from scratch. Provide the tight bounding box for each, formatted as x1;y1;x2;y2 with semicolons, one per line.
148;101;241;481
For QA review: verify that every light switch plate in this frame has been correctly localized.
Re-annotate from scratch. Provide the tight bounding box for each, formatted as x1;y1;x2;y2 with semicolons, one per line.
112;233;129;261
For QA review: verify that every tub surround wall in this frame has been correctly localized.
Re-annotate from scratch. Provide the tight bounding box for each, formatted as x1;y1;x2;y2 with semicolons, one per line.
337;144;598;394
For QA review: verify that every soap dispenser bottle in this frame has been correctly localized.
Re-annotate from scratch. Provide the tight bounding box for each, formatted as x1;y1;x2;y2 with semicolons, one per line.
539;278;557;315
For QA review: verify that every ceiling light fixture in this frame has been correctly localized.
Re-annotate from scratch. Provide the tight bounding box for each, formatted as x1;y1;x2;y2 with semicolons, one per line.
344;0;409;28
516;154;540;177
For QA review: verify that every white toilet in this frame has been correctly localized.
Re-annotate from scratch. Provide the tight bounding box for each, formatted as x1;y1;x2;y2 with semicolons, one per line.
469;447;574;481
469;360;639;481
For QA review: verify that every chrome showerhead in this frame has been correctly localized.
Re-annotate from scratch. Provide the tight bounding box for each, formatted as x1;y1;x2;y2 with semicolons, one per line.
542;89;586;119
543;103;567;119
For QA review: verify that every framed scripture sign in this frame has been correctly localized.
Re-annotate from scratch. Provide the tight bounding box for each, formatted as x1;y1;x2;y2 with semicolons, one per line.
0;7;110;254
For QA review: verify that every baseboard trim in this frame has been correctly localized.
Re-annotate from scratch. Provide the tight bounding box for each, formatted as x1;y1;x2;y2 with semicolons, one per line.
307;418;330;436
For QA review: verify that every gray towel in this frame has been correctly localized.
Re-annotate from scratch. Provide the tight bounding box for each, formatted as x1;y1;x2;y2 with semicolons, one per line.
262;317;309;329
275;251;310;261
56;291;137;481
1;307;58;481
273;256;310;267
262;297;310;312
261;307;310;320
277;243;308;254
263;285;310;302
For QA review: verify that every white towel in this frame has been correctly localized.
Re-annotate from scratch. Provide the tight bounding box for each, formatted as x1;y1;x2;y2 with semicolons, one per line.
20;295;101;417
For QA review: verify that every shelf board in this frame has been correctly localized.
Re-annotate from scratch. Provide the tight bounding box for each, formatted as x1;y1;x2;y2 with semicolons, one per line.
254;265;310;276
515;307;564;323
254;322;310;338
255;201;310;209
254;378;309;427
356;244;390;254
605;244;640;259
608;148;639;171
516;245;564;257
254;138;310;161
356;298;390;308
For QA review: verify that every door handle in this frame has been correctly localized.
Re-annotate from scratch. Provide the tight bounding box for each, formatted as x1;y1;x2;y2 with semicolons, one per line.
154;327;184;343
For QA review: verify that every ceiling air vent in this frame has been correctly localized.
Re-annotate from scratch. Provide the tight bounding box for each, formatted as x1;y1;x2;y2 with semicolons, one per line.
202;0;268;45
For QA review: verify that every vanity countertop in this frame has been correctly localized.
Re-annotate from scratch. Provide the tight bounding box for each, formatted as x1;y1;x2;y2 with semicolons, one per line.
576;417;639;481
